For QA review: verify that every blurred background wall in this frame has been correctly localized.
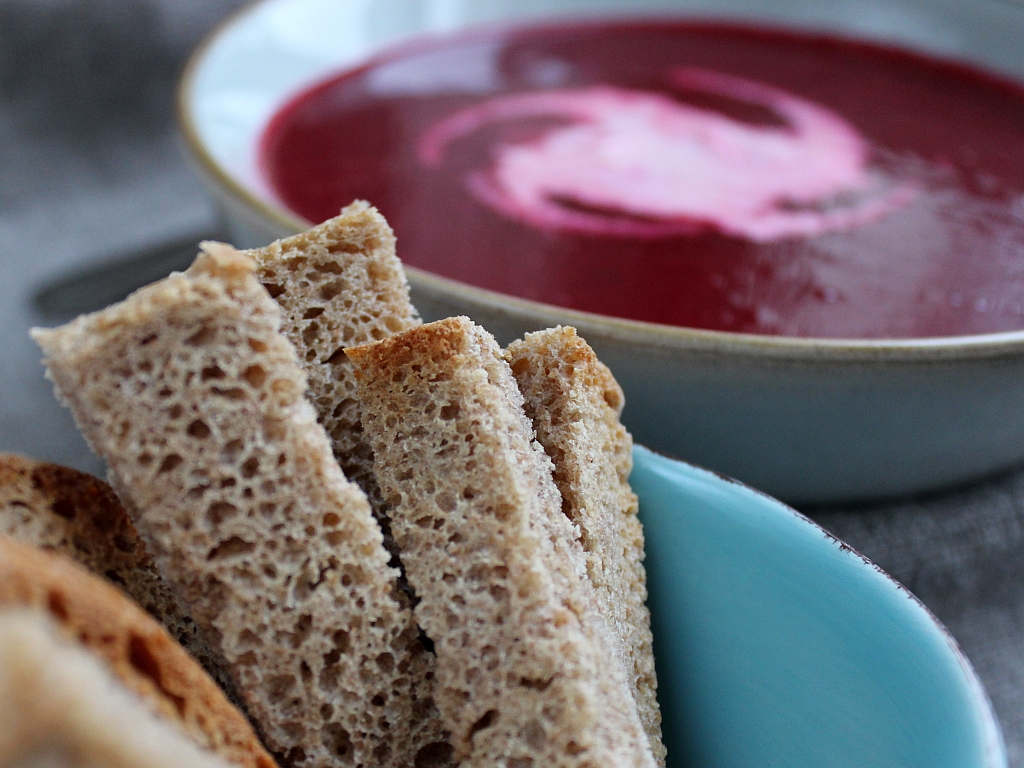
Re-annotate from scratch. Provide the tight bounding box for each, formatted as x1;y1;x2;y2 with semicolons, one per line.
0;0;245;471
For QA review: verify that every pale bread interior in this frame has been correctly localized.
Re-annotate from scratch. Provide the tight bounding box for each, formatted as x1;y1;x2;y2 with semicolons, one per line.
506;327;665;765
348;317;656;768
32;245;448;768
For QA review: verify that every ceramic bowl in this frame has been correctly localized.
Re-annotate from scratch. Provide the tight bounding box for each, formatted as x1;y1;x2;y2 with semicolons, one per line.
178;0;1024;504
631;445;1004;767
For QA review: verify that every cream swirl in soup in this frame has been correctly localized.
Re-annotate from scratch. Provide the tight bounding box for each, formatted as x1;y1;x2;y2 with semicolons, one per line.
419;68;914;241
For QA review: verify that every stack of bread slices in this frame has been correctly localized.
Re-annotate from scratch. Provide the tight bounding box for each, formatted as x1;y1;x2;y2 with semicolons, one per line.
5;201;664;768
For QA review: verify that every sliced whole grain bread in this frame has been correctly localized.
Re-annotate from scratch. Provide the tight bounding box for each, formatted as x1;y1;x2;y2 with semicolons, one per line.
31;244;449;768
347;317;656;768
0;452;231;692
0;608;234;768
245;201;422;561
0;533;274;768
505;327;665;766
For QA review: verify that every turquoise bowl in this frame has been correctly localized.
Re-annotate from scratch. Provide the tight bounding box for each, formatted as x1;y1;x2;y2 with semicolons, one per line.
632;445;1005;768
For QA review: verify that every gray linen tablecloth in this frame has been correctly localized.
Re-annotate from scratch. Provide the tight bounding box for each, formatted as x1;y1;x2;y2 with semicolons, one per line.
3;0;1023;764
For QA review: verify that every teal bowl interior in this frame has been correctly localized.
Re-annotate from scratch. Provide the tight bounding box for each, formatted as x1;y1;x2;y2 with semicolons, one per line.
632;446;1005;768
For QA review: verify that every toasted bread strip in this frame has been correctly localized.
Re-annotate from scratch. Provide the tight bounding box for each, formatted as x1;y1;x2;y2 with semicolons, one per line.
32;245;449;768
245;201;421;560
505;328;665;765
0;609;234;768
348;317;656;768
0;452;232;693
0;534;274;768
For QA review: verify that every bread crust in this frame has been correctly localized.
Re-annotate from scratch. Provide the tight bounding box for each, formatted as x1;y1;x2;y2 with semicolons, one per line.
0;608;235;768
348;317;656;768
32;244;449;768
0;534;275;768
505;327;665;765
0;452;232;693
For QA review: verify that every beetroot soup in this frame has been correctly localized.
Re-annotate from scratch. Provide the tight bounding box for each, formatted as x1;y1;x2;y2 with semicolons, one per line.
260;22;1024;338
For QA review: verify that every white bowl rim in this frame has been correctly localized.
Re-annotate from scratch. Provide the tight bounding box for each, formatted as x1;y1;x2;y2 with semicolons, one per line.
177;0;1024;363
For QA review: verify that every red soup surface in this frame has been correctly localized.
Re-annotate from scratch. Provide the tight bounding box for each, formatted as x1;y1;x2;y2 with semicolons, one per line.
261;21;1024;339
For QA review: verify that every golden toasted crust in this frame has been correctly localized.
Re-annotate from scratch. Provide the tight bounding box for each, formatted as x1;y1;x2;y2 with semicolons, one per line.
348;317;656;768
0;534;276;768
505;327;664;766
0;609;235;768
0;452;233;692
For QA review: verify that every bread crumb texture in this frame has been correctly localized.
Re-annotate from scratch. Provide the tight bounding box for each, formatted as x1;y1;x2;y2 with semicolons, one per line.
246;200;421;560
0;608;234;768
0;452;233;695
348;317;656;768
505;327;664;766
0;534;274;768
31;245;450;768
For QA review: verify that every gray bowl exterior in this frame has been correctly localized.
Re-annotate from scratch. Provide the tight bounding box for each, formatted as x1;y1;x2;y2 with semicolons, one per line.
411;279;1024;505
212;185;1024;505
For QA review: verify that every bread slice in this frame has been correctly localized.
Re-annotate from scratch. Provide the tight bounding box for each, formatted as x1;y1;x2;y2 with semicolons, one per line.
0;608;233;768
347;317;656;768
245;201;421;561
0;533;274;768
32;244;449;768
0;452;231;693
505;327;665;766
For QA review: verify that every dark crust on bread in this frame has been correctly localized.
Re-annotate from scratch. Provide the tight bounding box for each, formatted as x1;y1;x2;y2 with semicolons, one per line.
0;534;277;768
0;610;241;768
0;452;235;696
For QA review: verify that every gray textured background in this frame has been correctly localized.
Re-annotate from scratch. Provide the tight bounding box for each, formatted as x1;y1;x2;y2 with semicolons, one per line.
2;0;1023;764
